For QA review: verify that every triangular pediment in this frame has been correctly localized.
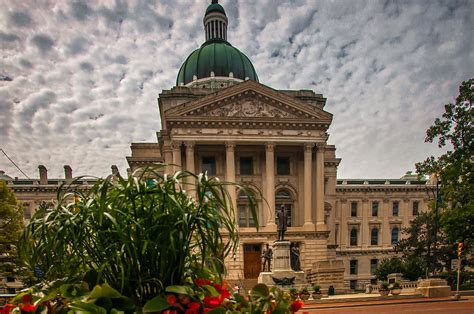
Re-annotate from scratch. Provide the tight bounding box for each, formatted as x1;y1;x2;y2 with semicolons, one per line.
164;80;332;126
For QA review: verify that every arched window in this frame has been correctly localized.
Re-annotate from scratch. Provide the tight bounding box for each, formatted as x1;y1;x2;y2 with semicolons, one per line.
275;189;293;227
371;228;379;245
238;191;257;227
391;227;399;245
350;228;358;246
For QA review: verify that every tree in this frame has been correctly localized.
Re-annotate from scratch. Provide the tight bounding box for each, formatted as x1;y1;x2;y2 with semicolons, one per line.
0;180;24;281
416;78;473;246
395;212;450;277
374;257;404;281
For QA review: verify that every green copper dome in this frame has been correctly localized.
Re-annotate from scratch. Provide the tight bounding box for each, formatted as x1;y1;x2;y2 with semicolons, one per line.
176;1;259;86
176;41;259;86
206;3;226;16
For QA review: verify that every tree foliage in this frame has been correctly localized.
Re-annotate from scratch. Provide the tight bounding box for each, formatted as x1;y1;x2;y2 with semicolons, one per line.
416;78;473;245
395;211;454;276
0;180;24;278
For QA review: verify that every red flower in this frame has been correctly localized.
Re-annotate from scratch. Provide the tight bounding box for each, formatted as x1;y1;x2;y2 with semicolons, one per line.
290;300;304;313
194;278;212;286
166;294;177;306
1;304;17;314
20;304;37;313
203;296;220;308
185;302;201;314
188;302;200;310
163;310;177;314
21;294;32;304
203;308;212;313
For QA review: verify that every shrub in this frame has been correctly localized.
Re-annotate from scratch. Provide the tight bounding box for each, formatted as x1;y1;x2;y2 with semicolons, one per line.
18;166;258;306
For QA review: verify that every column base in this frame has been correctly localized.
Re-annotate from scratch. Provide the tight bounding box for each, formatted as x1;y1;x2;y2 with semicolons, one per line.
316;222;327;231
302;222;315;231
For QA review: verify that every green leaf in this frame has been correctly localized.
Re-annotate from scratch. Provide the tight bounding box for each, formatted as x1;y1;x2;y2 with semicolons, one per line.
69;301;108;314
251;284;269;298
143;295;169;312
165;285;194;296
89;284;122;299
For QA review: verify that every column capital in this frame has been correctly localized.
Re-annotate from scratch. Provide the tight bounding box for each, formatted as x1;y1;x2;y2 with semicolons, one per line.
265;142;275;152
185;141;195;150
315;142;326;150
304;143;314;152
225;141;235;151
171;141;181;150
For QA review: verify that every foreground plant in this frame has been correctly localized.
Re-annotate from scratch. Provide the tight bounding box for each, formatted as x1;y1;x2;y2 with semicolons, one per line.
18;166;258;307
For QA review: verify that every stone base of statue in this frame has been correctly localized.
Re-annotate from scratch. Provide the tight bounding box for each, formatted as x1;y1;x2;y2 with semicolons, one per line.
257;240;306;287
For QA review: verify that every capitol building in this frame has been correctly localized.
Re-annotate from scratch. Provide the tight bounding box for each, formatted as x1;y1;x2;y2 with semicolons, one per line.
2;1;433;292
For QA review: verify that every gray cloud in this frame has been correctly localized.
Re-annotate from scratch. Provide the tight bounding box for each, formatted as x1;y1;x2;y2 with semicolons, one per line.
0;0;472;179
8;10;32;27
0;32;20;42
30;34;55;54
69;1;94;21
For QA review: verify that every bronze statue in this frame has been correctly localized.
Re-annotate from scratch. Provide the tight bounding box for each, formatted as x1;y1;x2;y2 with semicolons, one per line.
262;243;273;272
290;243;301;271
276;205;287;241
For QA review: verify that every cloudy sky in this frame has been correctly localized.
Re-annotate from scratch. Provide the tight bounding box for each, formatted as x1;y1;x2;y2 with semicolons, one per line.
0;0;472;180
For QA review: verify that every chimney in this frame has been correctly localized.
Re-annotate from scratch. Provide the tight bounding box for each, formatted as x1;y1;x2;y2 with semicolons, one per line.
38;165;48;185
64;165;72;180
111;165;120;177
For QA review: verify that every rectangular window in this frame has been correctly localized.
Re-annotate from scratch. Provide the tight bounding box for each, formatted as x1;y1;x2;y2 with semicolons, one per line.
370;259;378;274
350;280;357;290
350;228;358;246
238;206;247;227
276;157;290;175
392;201;399;216
412;201;419;216
351;202;358;217
350;260;358;275
372;201;379;217
240;157;253;175
202;157;216;175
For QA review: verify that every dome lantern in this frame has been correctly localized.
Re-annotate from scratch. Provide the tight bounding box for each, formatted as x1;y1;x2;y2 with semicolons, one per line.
204;0;228;42
176;1;258;88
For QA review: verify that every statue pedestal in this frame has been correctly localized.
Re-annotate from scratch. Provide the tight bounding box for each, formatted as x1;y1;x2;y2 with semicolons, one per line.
257;240;306;287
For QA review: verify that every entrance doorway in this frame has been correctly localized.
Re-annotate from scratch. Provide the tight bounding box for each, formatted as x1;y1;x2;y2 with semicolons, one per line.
243;243;262;278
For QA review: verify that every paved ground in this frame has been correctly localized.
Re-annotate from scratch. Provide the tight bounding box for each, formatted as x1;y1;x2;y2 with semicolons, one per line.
302;298;474;313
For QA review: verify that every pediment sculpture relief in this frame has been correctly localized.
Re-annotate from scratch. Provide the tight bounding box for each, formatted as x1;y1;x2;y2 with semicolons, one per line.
206;99;299;118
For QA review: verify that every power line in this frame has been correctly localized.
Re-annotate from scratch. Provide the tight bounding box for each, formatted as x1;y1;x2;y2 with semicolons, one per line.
0;148;31;179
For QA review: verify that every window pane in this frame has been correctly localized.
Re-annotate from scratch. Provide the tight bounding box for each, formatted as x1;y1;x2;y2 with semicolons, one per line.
351;202;358;217
202;157;216;175
240;157;253;175
277;157;290;175
371;228;378;245
370;259;378;274
391;228;399;245
350;229;358;246
350;260;358;275
239;206;247;227
413;201;419;216
372;202;379;217
392;201;399;216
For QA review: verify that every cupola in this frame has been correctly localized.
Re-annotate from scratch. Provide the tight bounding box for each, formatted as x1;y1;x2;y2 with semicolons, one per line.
176;1;259;88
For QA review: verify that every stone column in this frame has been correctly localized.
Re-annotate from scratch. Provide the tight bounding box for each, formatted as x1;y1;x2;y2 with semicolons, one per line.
382;199;390;247
362;199;368;248
340;199;348;247
315;143;326;231
265;143;276;226
172;142;182;173
226;142;236;212
303;143;314;228
185;142;195;197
